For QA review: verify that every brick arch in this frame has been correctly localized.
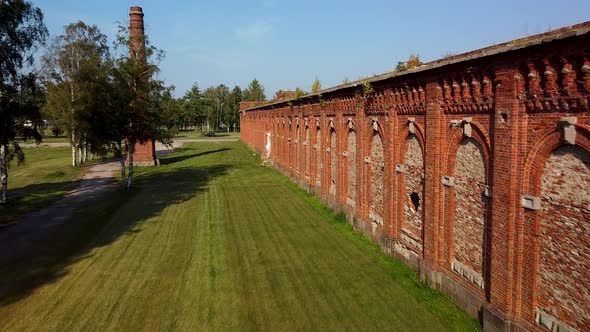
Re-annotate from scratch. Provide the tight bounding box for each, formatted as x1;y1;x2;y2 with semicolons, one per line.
444;120;492;180
397;124;426;254
345;128;358;208
315;122;322;187
329;126;337;197
398;121;426;163
304;120;311;178
370;119;386;140
369;128;385;225
520;124;590;331
296;119;301;173
522;124;590;194
444;120;491;292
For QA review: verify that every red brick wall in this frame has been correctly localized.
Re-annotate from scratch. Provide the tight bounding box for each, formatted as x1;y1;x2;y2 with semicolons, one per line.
240;24;590;331
537;146;590;331
401;134;424;252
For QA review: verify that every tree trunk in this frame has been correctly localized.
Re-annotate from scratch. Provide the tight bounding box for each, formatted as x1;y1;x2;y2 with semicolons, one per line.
119;141;127;187
77;145;83;165
0;144;8;204
71;132;77;167
127;143;134;190
82;139;87;163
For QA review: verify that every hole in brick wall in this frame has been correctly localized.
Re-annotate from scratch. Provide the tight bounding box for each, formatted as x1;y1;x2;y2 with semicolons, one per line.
410;192;420;211
501;112;508;123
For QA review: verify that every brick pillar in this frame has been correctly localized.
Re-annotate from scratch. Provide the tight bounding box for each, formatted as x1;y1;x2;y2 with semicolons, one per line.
422;81;444;279
357;95;369;220
129;6;157;166
385;89;398;239
485;67;521;325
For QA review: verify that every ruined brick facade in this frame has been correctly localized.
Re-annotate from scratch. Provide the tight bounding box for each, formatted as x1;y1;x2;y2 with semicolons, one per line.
240;22;590;331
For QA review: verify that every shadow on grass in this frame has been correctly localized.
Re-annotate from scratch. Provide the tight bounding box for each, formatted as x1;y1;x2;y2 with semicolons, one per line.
0;161;231;307
0;180;87;225
160;147;232;165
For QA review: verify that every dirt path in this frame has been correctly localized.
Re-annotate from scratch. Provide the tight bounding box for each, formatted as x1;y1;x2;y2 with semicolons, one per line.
0;139;234;265
0;160;120;265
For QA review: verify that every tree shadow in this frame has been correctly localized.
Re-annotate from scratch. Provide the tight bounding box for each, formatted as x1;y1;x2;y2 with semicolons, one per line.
0;179;88;225
159;147;232;165
0;162;231;307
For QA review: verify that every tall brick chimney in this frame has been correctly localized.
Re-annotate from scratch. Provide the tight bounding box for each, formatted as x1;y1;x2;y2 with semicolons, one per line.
129;6;146;61
129;6;158;166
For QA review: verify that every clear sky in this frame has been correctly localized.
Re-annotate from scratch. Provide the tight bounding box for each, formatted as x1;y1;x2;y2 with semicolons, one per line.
33;0;590;97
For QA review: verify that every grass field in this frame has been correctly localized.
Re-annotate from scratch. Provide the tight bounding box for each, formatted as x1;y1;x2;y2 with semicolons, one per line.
0;147;90;223
0;141;480;331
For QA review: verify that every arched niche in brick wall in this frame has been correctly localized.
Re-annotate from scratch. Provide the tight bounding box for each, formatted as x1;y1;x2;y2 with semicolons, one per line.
305;120;311;177
329;123;337;197
296;119;301;173
445;121;491;292
369;122;385;225
521;124;590;332
398;120;426;255
346;127;357;209
315;123;322;188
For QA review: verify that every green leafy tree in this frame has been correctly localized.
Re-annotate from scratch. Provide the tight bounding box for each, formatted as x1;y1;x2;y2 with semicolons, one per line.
227;86;242;132
311;78;322;94
109;25;172;189
0;0;48;203
242;78;266;102
42;21;110;166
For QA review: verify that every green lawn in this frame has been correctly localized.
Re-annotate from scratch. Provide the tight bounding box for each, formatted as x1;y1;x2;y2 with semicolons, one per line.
0;147;89;223
0;141;480;331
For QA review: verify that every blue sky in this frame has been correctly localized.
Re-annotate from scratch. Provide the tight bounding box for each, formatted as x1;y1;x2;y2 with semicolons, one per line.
34;0;590;97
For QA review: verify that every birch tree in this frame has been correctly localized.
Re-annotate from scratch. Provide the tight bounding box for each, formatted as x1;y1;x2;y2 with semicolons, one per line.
0;0;47;204
110;26;172;190
42;21;109;166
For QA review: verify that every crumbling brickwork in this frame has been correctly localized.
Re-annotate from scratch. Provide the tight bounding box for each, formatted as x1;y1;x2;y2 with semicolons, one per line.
537;146;590;331
402;134;424;249
240;22;590;331
347;130;357;206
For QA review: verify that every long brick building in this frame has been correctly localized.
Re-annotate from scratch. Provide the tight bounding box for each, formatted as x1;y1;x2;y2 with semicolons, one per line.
240;22;590;331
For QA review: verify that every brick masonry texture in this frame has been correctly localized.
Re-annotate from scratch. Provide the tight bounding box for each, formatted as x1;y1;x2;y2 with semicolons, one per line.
347;130;357;205
330;128;337;196
240;22;590;331
316;127;322;187
370;132;385;224
453;138;486;275
538;146;590;331
402;134;424;249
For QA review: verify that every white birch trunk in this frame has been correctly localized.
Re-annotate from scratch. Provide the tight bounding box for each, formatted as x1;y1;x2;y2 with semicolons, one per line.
82;141;87;164
77;145;83;165
0;144;8;203
127;143;134;190
119;141;127;187
71;132;77;167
